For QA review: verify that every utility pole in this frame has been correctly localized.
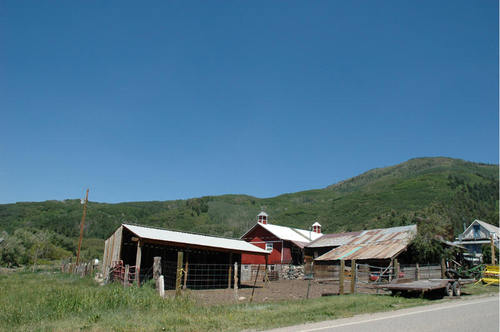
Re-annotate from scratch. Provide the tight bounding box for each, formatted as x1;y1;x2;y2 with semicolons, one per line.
76;189;89;265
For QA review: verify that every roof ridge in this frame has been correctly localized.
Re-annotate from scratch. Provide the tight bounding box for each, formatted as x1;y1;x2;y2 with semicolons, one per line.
290;226;313;241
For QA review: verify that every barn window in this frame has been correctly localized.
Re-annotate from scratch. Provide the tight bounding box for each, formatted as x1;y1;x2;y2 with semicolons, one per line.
265;242;273;251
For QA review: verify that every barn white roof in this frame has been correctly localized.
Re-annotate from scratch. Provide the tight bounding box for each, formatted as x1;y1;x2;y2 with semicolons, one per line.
242;223;323;243
123;224;269;255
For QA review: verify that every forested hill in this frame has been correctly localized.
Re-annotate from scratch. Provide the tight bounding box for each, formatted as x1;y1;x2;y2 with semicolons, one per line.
0;157;498;264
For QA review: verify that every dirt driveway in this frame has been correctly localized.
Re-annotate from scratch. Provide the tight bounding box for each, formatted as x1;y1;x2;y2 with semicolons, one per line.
166;279;385;305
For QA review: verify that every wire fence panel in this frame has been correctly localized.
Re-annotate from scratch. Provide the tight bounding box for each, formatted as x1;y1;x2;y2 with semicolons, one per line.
186;263;232;289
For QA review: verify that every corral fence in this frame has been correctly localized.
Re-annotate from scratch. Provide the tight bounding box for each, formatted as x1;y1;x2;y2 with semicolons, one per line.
240;264;303;282
60;259;99;277
313;260;444;295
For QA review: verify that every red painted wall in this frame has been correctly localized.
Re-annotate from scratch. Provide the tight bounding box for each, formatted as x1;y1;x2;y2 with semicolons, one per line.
241;225;284;264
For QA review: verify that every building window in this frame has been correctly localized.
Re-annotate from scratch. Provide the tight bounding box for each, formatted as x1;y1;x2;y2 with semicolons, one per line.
265;242;273;251
473;224;480;238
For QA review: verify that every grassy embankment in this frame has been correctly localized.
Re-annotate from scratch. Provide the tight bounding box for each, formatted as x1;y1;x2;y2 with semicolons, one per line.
0;271;497;332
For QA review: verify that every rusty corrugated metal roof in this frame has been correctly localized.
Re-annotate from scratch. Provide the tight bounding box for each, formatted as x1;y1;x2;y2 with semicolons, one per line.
306;231;362;248
314;225;416;261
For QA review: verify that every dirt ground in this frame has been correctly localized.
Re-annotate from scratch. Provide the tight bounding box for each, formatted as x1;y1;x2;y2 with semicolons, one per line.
166;279;387;305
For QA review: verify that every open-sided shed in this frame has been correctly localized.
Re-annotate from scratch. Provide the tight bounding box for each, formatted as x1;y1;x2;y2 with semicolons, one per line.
102;224;269;289
314;225;417;266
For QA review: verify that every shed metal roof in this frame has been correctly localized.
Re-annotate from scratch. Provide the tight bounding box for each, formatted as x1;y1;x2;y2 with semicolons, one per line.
307;231;362;248
123;224;269;255
315;225;416;261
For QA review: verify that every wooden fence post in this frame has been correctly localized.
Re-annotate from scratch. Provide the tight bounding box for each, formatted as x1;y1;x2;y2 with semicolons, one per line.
415;263;419;281
264;255;269;286
350;259;356;294
175;251;183;297
234;262;239;301
135;240;142;286
124;265;130;287
394;259;400;279
339;260;345;295
153;256;161;291
441;257;446;279
183;253;189;289
228;253;233;289
153;257;161;281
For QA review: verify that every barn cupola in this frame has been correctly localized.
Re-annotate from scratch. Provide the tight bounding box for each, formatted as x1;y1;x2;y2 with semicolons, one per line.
312;222;322;233
257;211;268;225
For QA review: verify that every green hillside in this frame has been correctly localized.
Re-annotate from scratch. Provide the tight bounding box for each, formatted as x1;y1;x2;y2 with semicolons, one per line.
0;157;498;265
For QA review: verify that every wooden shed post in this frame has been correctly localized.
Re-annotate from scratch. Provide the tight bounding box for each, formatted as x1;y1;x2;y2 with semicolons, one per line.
175;251;183;297
135;240;142;286
389;259;393;282
228;253;233;289
350;259;356;294
339;260;345;295
394;259;400;279
441;257;446;279
183;253;189;289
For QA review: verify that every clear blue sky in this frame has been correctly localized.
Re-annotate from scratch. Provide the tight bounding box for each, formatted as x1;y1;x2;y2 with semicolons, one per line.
1;1;498;204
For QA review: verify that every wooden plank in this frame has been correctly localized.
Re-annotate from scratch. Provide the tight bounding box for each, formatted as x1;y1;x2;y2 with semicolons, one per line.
112;226;123;263
102;239;109;275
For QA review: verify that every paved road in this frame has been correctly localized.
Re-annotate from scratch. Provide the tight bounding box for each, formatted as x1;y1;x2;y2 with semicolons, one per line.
267;295;499;332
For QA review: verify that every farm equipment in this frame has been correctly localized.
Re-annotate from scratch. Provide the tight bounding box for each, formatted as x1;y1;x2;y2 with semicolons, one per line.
477;265;499;285
375;278;474;298
445;264;484;280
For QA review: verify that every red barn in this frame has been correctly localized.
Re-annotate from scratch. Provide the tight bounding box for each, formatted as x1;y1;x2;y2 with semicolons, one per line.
241;212;323;265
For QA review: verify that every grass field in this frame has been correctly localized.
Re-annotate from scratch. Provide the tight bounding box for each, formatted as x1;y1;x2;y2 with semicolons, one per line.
0;271;497;332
